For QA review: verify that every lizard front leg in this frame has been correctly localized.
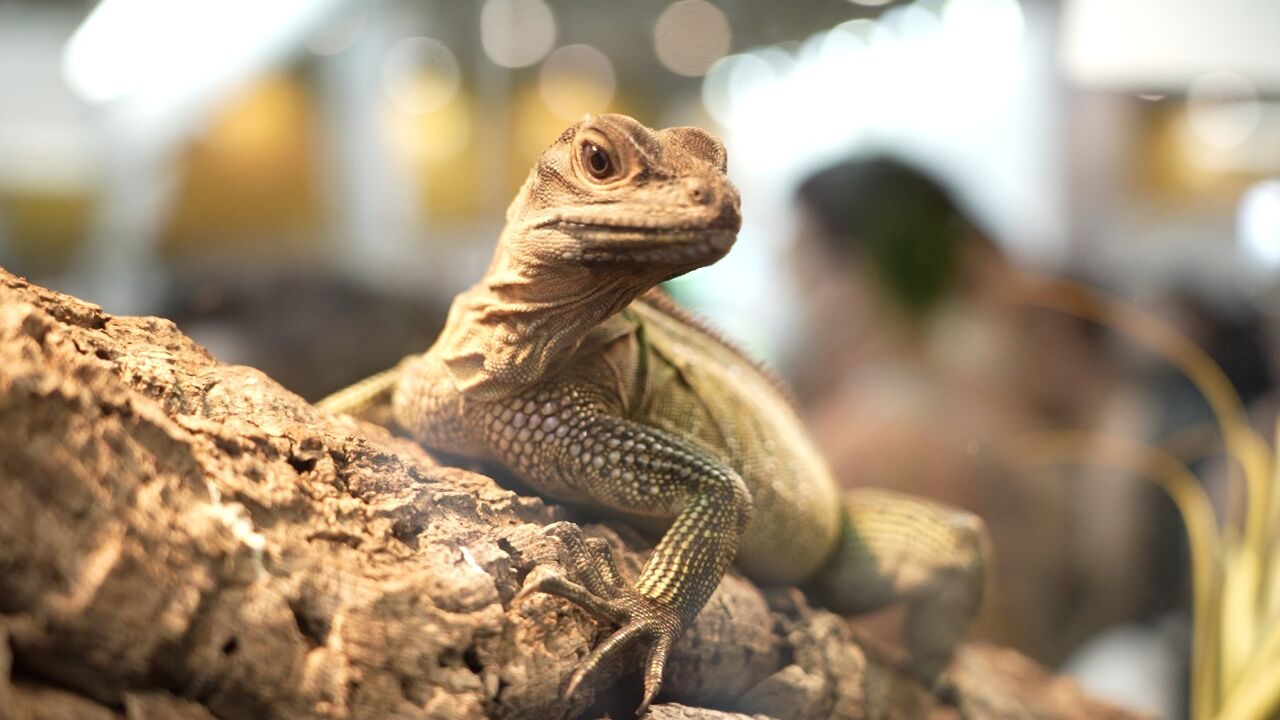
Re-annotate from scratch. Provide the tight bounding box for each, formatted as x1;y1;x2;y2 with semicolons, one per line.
480;382;752;714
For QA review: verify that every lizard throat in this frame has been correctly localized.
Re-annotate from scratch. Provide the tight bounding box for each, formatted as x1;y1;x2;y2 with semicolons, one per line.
433;204;739;399
433;243;668;401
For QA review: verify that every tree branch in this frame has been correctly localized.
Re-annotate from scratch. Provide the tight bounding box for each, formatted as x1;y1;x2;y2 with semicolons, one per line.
0;268;1146;720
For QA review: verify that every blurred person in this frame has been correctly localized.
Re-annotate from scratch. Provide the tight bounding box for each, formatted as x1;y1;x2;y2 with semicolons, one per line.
788;156;1164;677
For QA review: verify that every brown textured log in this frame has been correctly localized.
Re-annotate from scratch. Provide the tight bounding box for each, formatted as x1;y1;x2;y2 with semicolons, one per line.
0;267;1148;720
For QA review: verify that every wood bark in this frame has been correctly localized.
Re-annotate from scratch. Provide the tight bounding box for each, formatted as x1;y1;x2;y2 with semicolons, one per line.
0;268;1149;720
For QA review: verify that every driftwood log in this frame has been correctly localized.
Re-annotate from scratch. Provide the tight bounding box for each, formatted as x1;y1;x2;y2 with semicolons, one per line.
0;268;1148;720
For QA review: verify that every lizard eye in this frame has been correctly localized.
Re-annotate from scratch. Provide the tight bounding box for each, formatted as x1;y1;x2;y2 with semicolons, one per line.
581;142;615;181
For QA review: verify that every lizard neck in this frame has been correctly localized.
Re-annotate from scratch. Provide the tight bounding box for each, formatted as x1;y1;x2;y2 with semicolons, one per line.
432;225;657;400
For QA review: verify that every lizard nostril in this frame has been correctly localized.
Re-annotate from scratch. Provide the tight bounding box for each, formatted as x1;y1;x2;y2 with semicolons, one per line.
687;180;713;205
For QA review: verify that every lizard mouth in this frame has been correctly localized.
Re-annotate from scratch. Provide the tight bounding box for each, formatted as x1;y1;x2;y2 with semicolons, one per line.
548;218;738;264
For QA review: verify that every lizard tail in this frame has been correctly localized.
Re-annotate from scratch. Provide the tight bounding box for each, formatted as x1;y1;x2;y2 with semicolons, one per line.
315;365;403;421
809;489;989;683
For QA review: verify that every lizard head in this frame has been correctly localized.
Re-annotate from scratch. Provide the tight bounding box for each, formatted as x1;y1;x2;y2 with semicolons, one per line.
504;113;741;277
440;116;740;399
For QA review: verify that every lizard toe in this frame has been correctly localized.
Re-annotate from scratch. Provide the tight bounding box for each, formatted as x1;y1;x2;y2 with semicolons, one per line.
582;536;626;592
525;574;683;716
542;523;627;597
637;631;673;716
564;620;650;702
516;565;629;625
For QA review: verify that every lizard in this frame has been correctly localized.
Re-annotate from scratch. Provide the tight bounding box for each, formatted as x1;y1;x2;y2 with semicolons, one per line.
317;113;988;716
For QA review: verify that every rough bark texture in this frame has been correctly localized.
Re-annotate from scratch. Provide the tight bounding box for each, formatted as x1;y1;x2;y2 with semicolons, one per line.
0;268;1149;720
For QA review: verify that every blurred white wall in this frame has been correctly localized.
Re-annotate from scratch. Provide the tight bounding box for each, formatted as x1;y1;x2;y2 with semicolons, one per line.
1062;0;1280;91
0;5;95;195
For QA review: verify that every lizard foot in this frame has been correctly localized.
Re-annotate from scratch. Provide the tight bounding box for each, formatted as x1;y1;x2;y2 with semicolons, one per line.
516;524;682;717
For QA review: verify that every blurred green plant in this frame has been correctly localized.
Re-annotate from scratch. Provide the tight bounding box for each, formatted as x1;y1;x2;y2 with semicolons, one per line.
1006;273;1278;720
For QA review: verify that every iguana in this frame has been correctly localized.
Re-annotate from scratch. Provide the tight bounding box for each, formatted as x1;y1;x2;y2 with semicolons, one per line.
318;114;987;715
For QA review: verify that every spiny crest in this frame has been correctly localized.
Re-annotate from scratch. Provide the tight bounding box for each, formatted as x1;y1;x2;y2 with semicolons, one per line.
637;288;802;413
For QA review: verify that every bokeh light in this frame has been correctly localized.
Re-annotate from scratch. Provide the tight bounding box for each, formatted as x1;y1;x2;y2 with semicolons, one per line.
836;17;891;45
480;0;556;69
941;0;1024;57
654;0;731;77
731;48;793;101
62;0;340;108
384;93;472;164
700;54;744;126
882;3;942;40
1186;71;1260;150
306;10;365;56
1239;179;1280;271
700;50;789;128
381;37;460;116
538;44;616;121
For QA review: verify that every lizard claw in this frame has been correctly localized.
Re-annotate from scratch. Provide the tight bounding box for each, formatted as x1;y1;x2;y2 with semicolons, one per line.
550;596;680;716
516;565;628;625
516;536;683;716
637;633;672;716
637;680;661;717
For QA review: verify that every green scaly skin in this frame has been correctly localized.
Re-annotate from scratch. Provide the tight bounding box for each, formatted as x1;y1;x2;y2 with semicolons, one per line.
318;114;988;716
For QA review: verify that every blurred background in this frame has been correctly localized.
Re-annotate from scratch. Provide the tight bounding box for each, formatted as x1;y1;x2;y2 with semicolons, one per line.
2;0;1279;716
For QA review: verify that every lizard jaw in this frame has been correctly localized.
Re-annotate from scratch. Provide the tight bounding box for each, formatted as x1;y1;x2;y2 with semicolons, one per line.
546;221;737;266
